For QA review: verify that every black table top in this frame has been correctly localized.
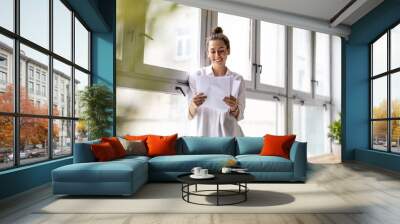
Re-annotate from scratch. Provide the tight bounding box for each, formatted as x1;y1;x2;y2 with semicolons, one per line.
177;172;255;185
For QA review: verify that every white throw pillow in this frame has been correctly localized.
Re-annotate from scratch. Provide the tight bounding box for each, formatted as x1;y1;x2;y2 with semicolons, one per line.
118;137;147;156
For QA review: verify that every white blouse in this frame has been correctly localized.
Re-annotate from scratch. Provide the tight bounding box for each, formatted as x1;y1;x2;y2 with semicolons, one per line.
187;66;246;137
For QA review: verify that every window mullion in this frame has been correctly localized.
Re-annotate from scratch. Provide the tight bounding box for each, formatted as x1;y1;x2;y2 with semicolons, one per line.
287;26;293;134
14;0;20;167
251;19;258;90
388;30;391;152
71;10;76;153
330;36;333;104
199;9;209;68
49;0;53;160
311;31;316;99
370;44;374;149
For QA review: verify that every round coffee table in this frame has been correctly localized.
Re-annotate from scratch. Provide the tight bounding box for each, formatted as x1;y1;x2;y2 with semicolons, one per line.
177;172;255;206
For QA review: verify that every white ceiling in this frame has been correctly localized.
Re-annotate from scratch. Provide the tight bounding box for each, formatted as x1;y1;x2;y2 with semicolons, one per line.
171;0;384;37
223;0;383;26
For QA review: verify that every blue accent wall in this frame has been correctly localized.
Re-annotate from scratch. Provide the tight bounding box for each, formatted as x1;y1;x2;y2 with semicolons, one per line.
92;32;114;90
355;149;400;172
0;0;116;200
91;0;116;136
344;0;400;171
0;158;72;199
343;44;369;160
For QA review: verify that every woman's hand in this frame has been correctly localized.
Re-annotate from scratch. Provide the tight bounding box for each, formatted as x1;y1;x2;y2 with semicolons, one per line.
223;95;239;113
192;93;207;107
188;93;207;119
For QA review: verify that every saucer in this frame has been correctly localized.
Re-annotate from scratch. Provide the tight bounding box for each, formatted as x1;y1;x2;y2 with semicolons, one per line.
190;174;215;179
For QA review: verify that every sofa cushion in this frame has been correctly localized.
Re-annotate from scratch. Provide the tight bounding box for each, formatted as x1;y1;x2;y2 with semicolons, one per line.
178;137;236;155
53;159;147;183
236;137;263;155
116;155;150;163
73;139;100;163
148;154;235;172
236;155;293;172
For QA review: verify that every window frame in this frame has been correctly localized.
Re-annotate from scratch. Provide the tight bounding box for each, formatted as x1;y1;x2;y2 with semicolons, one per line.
214;12;256;90
241;90;287;136
291;100;331;156
115;4;338;156
370;21;400;154
255;21;287;95
0;0;92;171
130;5;205;83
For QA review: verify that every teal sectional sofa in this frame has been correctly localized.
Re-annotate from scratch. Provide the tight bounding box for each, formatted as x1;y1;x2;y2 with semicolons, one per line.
52;137;307;196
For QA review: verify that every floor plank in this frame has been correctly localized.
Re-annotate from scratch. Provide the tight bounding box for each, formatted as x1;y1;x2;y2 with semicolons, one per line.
1;157;400;224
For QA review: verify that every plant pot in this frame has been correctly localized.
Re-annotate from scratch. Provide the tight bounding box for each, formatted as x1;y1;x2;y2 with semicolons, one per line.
332;142;341;160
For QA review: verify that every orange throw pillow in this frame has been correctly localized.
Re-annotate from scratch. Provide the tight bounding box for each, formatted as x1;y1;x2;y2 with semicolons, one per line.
91;142;117;161
146;134;178;157
260;134;296;159
101;137;127;158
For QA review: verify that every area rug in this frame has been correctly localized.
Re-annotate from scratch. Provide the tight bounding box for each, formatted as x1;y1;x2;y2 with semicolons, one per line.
37;183;361;214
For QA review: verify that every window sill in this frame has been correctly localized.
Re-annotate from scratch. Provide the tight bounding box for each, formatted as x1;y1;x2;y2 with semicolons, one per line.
0;156;72;176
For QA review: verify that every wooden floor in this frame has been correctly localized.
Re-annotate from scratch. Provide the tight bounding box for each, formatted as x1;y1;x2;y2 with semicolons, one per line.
1;154;400;224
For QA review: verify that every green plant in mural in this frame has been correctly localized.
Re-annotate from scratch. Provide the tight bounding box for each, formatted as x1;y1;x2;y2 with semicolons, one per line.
328;113;342;144
79;84;113;140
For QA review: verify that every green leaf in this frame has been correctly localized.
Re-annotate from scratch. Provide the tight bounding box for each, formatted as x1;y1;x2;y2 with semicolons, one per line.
79;84;113;140
328;113;342;144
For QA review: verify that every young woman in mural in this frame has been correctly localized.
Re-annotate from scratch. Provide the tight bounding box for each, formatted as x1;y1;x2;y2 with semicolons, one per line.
187;27;246;137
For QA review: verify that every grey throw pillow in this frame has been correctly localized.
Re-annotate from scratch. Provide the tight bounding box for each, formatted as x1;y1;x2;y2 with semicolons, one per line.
118;137;147;156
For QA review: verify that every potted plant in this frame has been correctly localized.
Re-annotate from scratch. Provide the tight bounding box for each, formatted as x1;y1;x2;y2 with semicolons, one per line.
79;84;113;140
328;114;342;159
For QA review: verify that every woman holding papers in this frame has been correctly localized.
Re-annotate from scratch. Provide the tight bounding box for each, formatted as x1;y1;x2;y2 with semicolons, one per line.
187;27;245;137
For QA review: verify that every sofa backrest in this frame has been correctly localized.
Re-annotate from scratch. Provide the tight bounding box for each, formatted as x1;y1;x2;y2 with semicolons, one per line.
236;137;263;155
73;139;100;163
177;136;236;155
74;137;302;161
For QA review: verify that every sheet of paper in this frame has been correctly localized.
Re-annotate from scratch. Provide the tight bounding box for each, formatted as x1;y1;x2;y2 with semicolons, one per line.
195;74;211;95
231;78;241;98
196;75;232;112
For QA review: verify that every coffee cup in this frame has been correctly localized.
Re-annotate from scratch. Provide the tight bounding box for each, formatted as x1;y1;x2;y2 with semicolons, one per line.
191;167;202;176
200;169;208;176
221;167;232;174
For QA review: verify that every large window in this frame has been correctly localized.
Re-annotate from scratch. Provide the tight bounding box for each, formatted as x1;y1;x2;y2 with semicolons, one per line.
259;22;285;88
315;32;330;97
0;0;14;32
218;13;252;81
0;0;91;170
292;28;312;94
293;103;331;157
239;97;285;136
371;23;400;153
20;0;49;49
143;0;201;72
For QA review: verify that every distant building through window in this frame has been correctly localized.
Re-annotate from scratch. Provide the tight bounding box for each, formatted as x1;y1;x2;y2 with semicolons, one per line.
0;0;91;170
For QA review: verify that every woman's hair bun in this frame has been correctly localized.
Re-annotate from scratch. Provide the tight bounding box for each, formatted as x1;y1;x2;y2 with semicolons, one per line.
212;27;223;34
